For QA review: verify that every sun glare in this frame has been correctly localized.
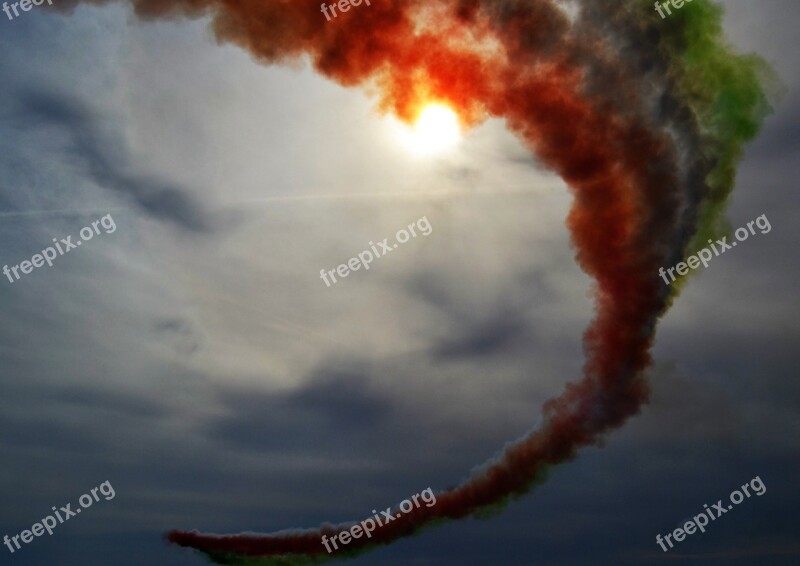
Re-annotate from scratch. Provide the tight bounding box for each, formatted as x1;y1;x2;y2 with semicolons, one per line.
394;104;462;156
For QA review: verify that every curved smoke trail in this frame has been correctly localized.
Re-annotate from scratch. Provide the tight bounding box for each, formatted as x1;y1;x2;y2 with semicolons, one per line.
59;0;775;563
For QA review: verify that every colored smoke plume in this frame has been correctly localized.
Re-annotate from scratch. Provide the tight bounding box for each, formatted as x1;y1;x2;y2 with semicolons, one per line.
59;0;776;563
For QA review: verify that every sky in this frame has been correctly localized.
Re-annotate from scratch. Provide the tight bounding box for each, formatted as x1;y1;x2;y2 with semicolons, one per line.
0;1;798;565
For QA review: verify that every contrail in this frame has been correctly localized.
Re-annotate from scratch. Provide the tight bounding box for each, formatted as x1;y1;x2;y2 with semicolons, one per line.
57;0;775;562
0;207;125;217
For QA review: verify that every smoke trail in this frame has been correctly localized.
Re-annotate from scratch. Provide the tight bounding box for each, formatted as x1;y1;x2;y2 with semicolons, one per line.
56;0;774;562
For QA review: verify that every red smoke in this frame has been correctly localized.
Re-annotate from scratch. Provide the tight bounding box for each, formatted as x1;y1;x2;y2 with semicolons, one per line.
62;0;688;559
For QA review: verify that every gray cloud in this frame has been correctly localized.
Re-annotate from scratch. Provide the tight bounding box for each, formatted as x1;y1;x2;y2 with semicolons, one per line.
4;89;215;232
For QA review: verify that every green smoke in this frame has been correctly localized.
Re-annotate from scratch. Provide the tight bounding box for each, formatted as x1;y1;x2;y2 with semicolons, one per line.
652;0;779;293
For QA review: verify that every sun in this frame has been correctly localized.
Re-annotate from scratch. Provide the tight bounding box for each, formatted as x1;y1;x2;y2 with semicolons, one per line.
413;104;462;153
394;103;462;156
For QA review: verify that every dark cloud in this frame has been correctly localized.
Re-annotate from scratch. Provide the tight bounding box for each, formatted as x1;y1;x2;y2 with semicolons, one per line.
433;309;529;360
205;366;397;454
155;318;203;355
4;89;214;232
45;385;169;419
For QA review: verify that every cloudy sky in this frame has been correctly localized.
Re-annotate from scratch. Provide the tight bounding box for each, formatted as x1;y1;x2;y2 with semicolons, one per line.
0;1;798;565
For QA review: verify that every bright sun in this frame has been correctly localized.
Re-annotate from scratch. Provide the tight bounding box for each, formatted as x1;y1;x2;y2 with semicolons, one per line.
395;104;462;156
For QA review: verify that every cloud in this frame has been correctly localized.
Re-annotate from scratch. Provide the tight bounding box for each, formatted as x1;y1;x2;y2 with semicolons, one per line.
4;89;215;232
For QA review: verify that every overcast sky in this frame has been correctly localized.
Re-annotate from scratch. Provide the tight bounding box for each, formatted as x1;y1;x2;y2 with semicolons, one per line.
0;1;798;565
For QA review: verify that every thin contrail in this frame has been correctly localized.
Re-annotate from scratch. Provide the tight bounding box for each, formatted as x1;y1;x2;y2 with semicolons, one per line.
0;208;126;218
